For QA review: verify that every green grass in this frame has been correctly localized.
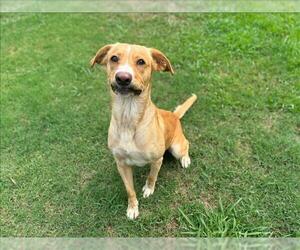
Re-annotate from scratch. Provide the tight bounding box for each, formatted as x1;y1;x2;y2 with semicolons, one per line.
1;13;299;237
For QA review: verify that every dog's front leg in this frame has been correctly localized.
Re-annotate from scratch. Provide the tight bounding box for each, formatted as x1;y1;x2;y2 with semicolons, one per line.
116;161;139;219
143;157;163;198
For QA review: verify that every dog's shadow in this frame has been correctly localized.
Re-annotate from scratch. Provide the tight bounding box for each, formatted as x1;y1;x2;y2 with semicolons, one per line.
162;150;177;166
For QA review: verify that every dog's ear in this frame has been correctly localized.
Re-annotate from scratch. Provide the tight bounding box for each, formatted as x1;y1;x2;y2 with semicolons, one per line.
150;48;174;75
90;44;113;67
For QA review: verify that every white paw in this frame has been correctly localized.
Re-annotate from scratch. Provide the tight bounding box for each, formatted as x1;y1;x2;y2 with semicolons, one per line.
127;204;139;220
180;155;191;168
142;183;154;198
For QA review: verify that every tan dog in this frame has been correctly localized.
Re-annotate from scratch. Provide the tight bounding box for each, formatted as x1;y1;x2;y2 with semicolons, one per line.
91;43;197;219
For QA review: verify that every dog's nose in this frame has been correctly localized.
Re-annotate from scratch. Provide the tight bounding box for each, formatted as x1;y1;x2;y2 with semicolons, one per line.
115;72;132;86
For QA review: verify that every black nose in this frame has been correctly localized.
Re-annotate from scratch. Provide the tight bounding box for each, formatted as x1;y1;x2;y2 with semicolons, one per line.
115;72;132;86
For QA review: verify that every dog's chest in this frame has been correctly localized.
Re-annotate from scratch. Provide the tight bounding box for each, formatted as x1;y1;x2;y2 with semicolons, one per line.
108;96;160;166
110;129;151;166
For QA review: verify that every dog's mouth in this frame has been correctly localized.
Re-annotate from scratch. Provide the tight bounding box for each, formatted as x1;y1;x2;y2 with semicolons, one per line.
111;83;142;96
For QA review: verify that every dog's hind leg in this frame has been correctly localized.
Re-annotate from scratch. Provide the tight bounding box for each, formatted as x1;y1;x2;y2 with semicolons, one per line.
169;131;191;168
143;157;163;198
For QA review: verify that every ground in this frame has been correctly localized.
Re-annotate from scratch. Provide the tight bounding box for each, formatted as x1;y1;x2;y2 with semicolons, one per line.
1;13;299;237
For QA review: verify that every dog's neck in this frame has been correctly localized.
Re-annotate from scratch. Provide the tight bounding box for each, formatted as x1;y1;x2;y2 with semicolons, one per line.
111;89;155;129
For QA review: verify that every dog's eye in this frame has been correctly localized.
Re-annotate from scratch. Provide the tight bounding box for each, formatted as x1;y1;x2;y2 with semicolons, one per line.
111;55;119;62
137;59;145;65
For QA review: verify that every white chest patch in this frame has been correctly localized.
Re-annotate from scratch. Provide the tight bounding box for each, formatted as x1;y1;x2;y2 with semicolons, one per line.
111;133;151;167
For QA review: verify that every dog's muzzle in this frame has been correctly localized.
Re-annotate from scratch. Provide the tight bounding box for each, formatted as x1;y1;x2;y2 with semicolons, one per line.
111;83;142;96
115;72;132;87
112;72;142;95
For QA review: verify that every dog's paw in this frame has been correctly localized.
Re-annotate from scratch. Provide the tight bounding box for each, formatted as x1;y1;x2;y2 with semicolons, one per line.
142;183;154;198
127;204;139;220
180;155;191;168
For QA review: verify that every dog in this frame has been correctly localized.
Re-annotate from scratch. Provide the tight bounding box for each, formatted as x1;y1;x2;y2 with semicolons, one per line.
90;43;197;219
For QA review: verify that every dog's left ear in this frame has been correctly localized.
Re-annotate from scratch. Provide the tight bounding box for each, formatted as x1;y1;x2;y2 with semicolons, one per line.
90;44;113;67
150;48;174;75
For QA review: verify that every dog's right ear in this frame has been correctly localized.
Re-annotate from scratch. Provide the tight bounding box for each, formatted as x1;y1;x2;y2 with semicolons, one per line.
90;44;113;67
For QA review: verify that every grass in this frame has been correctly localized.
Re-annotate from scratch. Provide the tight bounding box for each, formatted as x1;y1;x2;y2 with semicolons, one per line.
0;13;299;237
179;198;272;237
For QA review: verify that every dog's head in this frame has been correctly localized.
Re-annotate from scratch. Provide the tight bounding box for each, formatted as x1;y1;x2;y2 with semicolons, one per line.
90;43;174;96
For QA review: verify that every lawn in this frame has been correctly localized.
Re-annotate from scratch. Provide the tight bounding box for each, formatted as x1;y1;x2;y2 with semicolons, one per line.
1;13;299;237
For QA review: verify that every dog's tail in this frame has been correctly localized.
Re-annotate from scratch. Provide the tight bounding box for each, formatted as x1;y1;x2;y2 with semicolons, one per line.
173;94;197;119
